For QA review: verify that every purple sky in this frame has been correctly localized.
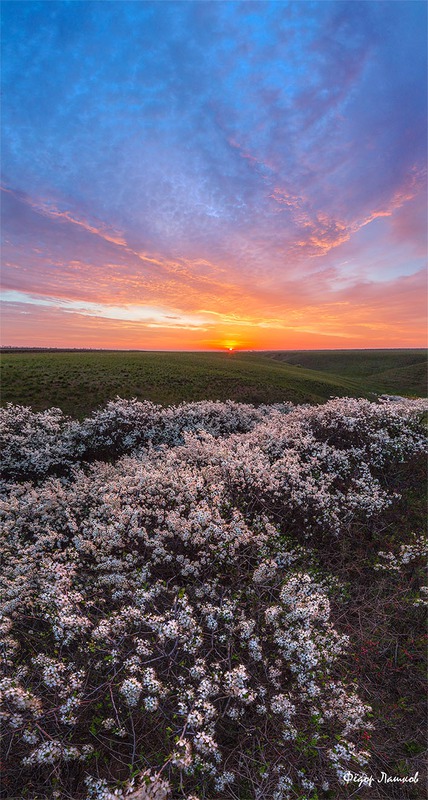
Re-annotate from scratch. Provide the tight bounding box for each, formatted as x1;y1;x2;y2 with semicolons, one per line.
1;1;426;349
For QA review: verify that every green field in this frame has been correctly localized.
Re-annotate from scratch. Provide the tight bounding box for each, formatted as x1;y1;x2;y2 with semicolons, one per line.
1;349;426;417
265;348;428;395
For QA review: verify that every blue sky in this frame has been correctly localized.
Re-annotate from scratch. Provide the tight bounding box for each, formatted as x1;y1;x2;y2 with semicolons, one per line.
1;1;426;348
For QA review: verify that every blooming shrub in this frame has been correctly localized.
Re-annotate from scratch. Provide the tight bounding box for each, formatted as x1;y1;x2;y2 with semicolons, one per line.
1;397;427;799
0;398;292;482
0;403;80;482
375;534;428;572
374;534;428;608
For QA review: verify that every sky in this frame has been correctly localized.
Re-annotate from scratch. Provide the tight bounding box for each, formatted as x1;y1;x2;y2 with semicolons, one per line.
1;0;427;350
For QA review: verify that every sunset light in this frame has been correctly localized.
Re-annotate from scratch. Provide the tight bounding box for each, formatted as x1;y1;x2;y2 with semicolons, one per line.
1;6;427;798
223;340;239;352
1;1;426;349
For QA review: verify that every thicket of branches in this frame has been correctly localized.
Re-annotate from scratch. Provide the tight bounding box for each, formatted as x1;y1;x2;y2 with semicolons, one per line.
1;397;426;800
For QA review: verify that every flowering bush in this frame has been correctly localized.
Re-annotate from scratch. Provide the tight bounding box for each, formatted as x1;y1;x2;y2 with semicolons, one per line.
374;534;428;608
0;399;292;482
0;403;79;482
1;397;426;799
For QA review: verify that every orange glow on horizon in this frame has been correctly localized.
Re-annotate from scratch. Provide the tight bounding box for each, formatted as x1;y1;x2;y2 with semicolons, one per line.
223;339;239;352
2;264;427;351
2;307;427;351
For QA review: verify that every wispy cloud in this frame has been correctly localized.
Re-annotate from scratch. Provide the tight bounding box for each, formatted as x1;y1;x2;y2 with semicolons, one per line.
1;0;426;348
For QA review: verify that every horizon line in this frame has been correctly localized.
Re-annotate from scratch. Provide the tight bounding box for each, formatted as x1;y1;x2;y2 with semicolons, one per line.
2;346;427;353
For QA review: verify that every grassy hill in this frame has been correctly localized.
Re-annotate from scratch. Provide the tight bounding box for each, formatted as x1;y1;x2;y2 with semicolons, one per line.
1;349;425;417
0;350;369;417
264;349;427;396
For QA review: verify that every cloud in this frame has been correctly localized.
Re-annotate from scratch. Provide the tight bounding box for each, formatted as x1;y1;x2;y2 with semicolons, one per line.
1;185;127;246
1;0;426;347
